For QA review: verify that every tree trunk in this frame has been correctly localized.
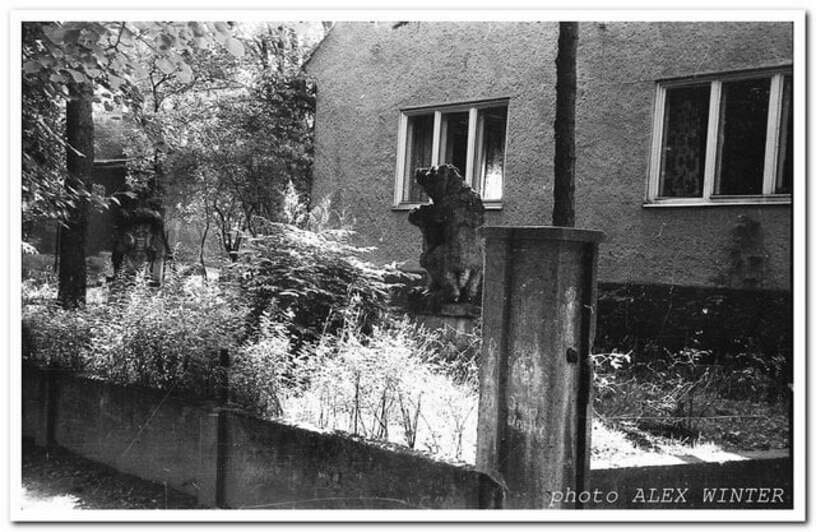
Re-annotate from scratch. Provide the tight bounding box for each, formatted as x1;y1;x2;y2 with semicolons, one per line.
58;82;93;308
199;215;210;279
552;22;578;228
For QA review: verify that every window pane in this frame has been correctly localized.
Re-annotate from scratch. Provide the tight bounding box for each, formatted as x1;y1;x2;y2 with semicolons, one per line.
477;106;507;201
405;114;433;202
440;111;469;177
715;77;770;195
659;85;710;198
776;74;793;194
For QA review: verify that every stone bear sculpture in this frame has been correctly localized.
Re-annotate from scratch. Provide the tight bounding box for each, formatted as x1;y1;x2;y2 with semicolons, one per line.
408;164;485;307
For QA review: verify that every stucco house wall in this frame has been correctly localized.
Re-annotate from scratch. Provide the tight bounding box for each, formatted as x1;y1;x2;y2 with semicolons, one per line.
306;21;793;291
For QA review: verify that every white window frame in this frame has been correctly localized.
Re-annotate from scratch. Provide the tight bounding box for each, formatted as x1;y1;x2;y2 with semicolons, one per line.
393;98;509;210
646;67;793;207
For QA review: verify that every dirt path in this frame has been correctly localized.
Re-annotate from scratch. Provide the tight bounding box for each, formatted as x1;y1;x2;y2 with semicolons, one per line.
19;439;199;512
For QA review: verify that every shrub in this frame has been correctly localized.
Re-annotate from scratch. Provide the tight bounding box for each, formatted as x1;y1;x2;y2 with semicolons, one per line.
423;319;481;387
228;309;294;418
230;214;410;344
591;344;790;448
276;316;479;463
22;277;57;306
22;302;94;369
23;272;248;397
593;349;717;419
720;352;790;401
98;273;247;394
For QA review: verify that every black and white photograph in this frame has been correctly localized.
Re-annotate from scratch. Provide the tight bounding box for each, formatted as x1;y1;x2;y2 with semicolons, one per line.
9;6;805;522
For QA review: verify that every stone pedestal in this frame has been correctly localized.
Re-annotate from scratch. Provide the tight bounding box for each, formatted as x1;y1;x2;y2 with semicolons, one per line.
476;226;604;509
413;303;479;335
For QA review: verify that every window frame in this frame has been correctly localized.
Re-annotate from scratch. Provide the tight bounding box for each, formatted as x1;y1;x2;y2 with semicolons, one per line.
645;67;793;207
393;98;509;210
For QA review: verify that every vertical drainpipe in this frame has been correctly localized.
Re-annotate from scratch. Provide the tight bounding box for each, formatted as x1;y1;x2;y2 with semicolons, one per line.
553;22;578;228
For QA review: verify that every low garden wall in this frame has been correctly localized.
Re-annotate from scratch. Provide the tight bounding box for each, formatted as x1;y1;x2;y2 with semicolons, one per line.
22;365;792;510
589;459;792;509
22;365;496;509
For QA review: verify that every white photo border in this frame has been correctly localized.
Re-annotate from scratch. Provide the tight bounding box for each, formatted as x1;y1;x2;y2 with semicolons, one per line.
6;7;807;524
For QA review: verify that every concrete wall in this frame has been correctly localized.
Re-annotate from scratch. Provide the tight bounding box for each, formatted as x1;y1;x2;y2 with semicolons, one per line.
21;366;792;509
307;21;793;290
21;366;493;509
221;411;489;509
21;367;40;438
38;370;206;498
589;458;792;509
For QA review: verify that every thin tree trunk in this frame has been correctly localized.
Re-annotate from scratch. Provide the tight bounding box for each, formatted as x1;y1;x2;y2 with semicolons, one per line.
53;224;60;273
199;215;210;279
58;82;93;308
552;22;578;228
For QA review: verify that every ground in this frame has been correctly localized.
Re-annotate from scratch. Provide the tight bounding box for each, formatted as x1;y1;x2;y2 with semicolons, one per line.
19;439;199;512
590;419;788;470
591;391;789;469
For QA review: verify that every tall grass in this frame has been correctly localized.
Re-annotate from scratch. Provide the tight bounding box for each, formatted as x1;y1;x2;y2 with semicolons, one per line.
232;306;479;463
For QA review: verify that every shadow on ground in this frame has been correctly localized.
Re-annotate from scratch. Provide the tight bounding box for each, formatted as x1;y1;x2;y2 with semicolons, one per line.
20;438;199;511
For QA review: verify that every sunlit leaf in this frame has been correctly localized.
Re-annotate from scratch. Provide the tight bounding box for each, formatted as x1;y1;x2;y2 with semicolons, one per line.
225;37;245;58
188;21;206;37
42;25;65;45
155;57;175;75
108;74;124;91
23;61;41;74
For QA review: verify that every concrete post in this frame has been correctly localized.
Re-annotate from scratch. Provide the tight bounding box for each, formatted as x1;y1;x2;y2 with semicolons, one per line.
34;369;60;448
476;226;604;509
198;353;231;508
198;409;225;508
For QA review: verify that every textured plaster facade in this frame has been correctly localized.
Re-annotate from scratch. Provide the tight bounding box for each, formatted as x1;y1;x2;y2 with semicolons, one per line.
307;21;793;290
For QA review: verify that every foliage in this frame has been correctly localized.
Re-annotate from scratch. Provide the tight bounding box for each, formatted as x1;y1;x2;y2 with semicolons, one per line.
592;346;789;448
156;23;317;263
22;21;234;99
21;21;245;226
275;316;479;463
228;309;294;417
423;320;481;386
23;272;248;397
22;21;248;309
230;196;409;342
22;274;478;463
23;304;95;369
21;61;68;226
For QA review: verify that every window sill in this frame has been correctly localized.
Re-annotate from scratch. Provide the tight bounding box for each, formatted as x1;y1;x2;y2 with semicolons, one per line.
392;201;504;211
643;195;792;208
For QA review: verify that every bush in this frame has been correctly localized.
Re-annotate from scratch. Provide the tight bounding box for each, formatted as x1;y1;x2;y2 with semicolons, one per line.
228;310;294;418
423;319;481;387
273;315;479;463
230;209;411;344
591;345;789;449
23;303;94;369
23;272;248;397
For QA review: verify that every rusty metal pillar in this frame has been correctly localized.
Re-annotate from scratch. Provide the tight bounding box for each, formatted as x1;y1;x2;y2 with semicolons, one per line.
476;226;604;509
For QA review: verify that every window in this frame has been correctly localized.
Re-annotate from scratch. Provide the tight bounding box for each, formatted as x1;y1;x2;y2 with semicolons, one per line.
394;100;508;207
648;69;793;205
